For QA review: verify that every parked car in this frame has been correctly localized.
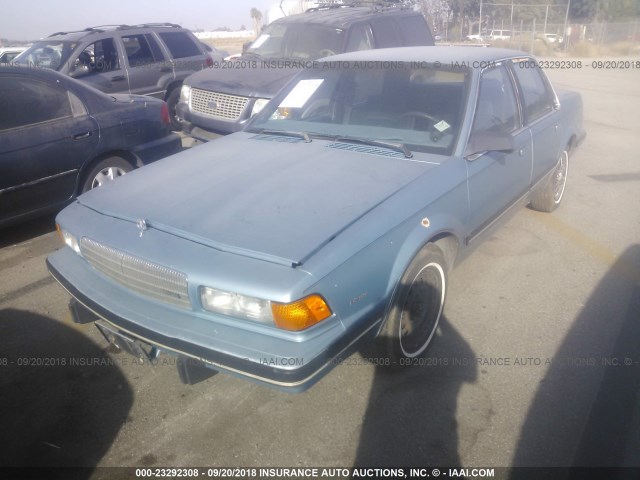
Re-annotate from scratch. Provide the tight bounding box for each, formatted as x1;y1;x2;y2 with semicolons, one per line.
0;46;28;63
490;29;512;40
47;47;584;392
0;66;181;227
543;33;563;44
13;23;220;130
177;4;434;141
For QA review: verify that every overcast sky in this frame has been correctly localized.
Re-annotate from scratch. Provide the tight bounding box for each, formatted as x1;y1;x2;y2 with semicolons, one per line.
1;0;275;41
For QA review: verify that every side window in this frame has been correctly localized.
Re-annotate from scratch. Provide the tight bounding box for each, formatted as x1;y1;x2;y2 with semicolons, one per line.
345;23;373;52
157;32;201;59
511;61;555;123
0;77;72;131
472;66;520;135
397;16;434;45
122;34;161;67
76;39;120;73
371;19;402;48
145;34;165;62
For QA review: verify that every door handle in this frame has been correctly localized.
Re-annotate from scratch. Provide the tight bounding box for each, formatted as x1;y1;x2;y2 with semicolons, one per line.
111;75;126;82
73;131;92;140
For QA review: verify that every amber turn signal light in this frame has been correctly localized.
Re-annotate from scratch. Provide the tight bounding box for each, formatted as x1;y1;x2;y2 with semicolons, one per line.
271;295;332;331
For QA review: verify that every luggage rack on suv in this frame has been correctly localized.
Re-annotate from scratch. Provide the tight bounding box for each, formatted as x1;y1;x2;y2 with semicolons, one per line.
49;23;182;37
306;0;414;12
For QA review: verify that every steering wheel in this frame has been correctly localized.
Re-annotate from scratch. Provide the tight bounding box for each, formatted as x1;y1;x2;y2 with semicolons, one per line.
318;49;336;58
397;111;440;129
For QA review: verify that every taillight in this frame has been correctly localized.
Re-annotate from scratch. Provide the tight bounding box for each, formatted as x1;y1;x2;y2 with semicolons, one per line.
160;102;170;125
205;55;214;68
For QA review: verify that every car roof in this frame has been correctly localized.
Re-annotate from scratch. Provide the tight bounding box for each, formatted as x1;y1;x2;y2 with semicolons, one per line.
321;46;532;66
44;23;185;41
273;6;421;28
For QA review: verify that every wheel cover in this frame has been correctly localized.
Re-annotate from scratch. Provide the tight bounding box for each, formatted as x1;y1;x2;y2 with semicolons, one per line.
553;151;569;204
91;166;127;189
399;262;446;357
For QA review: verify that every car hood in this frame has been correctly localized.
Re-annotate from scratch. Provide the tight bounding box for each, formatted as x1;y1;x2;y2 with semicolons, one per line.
77;132;440;267
186;61;300;98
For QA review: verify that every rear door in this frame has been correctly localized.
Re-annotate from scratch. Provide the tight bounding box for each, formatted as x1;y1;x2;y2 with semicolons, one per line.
510;58;561;185
156;30;206;81
465;64;533;243
121;32;173;99
0;75;99;223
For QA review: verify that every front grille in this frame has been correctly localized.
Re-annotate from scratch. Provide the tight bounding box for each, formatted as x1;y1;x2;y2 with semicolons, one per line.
190;88;249;120
80;237;190;309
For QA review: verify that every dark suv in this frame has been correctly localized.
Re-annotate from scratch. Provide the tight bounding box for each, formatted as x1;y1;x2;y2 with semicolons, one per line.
177;5;434;141
13;23;223;130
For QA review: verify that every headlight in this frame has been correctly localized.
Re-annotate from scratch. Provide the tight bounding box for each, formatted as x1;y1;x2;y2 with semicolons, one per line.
200;287;332;331
56;224;81;255
180;84;191;104
201;287;272;324
251;98;269;116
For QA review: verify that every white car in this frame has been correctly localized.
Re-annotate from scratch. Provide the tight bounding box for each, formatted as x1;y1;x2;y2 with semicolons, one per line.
544;33;563;44
489;30;512;41
0;46;27;63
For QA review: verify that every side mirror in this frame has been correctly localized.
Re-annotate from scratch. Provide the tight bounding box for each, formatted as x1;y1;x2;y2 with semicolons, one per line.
465;132;514;160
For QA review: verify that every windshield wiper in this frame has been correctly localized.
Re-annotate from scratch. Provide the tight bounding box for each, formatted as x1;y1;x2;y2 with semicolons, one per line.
252;128;312;143
334;136;413;158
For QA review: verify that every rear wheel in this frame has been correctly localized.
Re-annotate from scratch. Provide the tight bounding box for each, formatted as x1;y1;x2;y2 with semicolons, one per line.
530;149;569;212
382;244;447;362
81;156;132;193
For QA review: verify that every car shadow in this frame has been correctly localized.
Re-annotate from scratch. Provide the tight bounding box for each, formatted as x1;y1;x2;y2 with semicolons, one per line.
510;245;640;473
354;315;476;467
0;308;134;474
0;213;57;249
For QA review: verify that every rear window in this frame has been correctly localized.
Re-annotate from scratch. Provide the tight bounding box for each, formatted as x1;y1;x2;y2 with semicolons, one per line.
158;31;201;59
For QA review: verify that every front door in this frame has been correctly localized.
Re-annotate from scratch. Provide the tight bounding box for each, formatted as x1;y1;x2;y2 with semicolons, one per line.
465;64;532;243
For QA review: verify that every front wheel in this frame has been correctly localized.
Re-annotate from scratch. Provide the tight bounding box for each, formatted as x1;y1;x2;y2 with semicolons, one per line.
381;243;448;361
81;156;132;193
529;149;569;212
166;87;182;132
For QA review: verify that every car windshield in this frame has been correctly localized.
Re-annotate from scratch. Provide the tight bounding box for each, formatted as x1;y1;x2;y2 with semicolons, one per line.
245;23;344;60
14;41;77;70
247;62;470;156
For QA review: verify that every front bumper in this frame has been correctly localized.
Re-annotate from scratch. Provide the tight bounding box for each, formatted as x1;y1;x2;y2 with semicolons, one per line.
46;247;383;392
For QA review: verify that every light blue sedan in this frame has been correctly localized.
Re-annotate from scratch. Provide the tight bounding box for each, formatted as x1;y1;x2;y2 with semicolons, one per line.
47;47;585;391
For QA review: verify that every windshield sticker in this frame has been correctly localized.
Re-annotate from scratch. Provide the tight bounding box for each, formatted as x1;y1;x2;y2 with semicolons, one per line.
434;120;451;133
279;79;325;109
251;35;269;48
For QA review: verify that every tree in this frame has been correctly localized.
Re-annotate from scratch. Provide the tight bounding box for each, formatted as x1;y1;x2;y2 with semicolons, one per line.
250;7;263;36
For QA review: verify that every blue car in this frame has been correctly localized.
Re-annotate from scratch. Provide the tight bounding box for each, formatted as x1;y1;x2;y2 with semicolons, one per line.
47;47;585;392
0;66;181;227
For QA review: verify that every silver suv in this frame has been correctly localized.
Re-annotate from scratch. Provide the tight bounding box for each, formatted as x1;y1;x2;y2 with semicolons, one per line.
14;23;224;130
